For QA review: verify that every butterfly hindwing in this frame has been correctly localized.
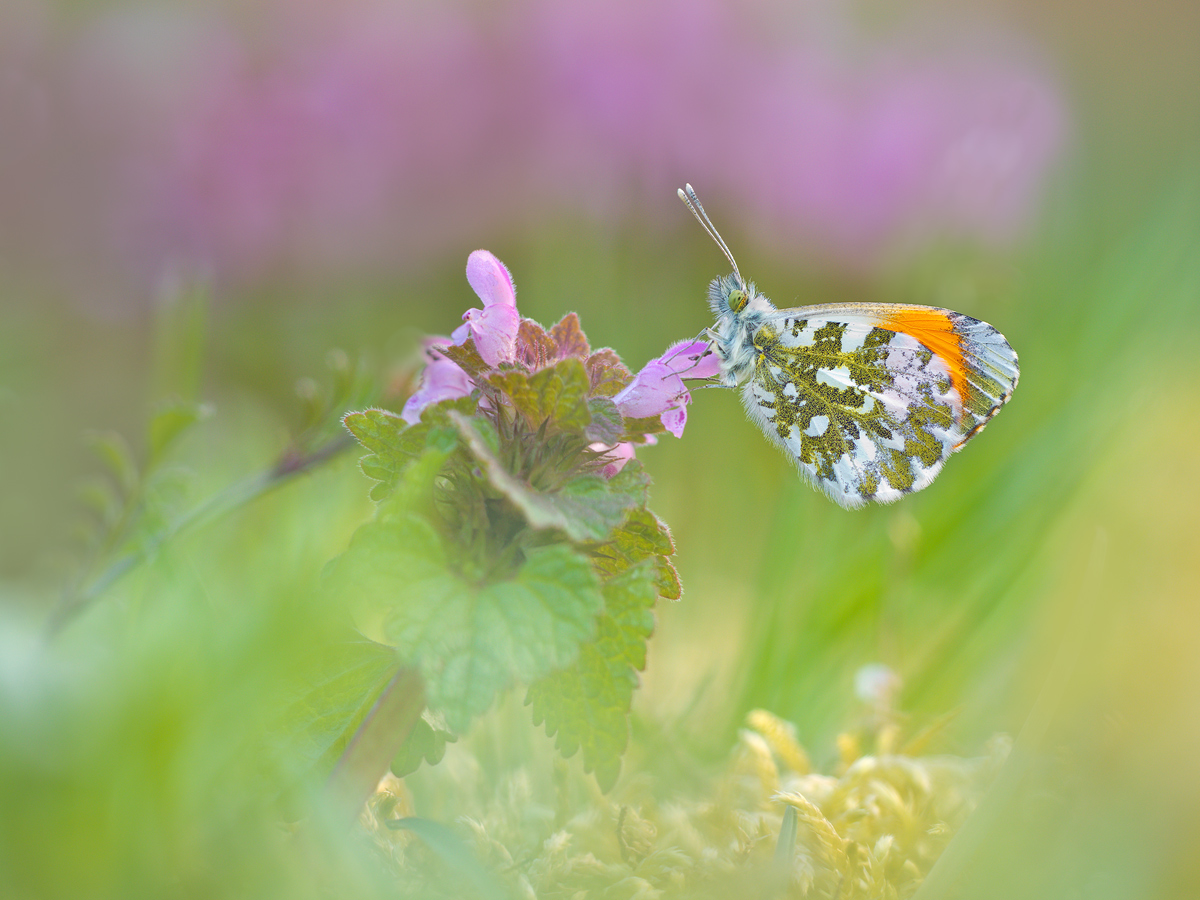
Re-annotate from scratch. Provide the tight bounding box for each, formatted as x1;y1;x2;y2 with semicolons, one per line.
739;303;1019;508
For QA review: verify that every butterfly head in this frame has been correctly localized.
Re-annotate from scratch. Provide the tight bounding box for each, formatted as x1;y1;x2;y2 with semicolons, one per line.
707;273;757;318
727;286;749;314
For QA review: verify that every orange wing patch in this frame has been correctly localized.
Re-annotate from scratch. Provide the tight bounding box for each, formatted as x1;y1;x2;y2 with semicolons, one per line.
879;307;972;419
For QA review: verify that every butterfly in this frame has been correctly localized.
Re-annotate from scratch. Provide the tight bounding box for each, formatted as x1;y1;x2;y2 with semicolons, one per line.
678;183;1019;509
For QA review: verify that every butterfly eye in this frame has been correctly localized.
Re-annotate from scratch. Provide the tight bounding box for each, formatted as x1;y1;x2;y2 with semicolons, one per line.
728;289;748;313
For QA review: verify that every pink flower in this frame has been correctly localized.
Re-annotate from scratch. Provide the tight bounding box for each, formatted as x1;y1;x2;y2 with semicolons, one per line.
396;254;726;476
451;250;519;366
400;339;474;424
589;440;638;478
401;249;522;423
396;252;723;475
615;339;720;438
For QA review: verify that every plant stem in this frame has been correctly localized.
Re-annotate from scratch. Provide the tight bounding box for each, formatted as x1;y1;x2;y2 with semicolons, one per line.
325;667;425;822
46;434;353;636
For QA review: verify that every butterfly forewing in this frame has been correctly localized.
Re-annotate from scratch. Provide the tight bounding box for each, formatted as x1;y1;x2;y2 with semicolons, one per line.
739;303;1018;508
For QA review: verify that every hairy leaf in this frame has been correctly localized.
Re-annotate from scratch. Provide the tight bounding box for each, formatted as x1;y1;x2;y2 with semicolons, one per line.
655;557;682;601
344;408;415;499
526;561;659;791
330;512;603;732
451;412;647;543
591;506;681;600
345;398;472;500
584;398;624;446
515;318;559;369
550;312;591;359
438;337;490;379
591;508;675;574
487;357;591;432
585;348;633;398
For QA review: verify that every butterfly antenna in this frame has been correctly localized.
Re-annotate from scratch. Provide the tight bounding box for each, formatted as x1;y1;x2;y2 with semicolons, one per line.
678;183;744;288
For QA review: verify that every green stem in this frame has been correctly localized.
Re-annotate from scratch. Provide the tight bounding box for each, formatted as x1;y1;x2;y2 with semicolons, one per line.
47;434;353;636
325;667;425;822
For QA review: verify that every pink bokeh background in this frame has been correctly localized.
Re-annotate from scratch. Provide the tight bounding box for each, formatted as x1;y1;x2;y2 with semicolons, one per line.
0;0;1064;312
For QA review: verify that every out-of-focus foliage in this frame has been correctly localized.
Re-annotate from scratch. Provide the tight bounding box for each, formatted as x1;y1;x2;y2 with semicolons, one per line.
362;700;1006;899
2;0;1200;898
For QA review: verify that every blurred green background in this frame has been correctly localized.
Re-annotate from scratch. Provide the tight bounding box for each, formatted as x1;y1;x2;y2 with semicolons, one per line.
1;0;1198;897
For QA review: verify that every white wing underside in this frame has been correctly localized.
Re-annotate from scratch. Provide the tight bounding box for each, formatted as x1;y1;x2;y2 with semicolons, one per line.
728;304;1018;509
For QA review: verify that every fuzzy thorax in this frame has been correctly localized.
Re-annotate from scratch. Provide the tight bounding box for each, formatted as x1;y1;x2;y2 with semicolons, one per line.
707;273;774;387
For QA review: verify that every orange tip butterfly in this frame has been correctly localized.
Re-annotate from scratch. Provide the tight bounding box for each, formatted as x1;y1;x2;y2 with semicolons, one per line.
678;183;1019;508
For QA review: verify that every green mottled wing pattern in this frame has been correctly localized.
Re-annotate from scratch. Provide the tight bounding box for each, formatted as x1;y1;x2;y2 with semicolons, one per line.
740;305;1019;508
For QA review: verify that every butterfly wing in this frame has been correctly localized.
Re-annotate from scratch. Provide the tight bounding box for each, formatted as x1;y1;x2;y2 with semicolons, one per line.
740;303;1019;508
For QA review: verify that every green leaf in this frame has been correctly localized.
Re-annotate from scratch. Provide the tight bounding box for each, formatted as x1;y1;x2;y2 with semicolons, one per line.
605;462;653;517
655;557;682;601
330;513;603;733
620;414;667;442
344;398;473;501
344;408;410;498
148;399;209;466
451;412;647;543
439;338;490;379
526;561;659;791
275;637;400;777
390;714;456;778
87;430;139;494
584;398;624;445
592;507;681;600
591;507;672;571
585;347;633;398
487;357;591;431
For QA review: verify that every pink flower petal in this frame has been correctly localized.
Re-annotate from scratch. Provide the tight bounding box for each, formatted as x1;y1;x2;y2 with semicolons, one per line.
661;339;721;379
613;358;685;419
615;338;719;439
660;404;687;438
590;440;637;478
401;342;475;424
454;250;520;366
465;250;516;309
